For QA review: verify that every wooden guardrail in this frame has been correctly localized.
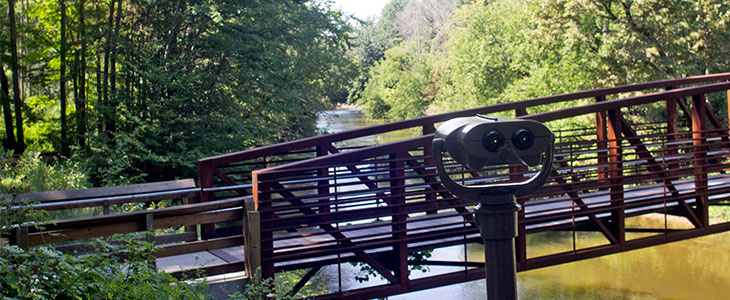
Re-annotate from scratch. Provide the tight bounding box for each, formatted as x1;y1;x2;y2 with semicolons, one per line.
13;179;198;215
7;196;261;279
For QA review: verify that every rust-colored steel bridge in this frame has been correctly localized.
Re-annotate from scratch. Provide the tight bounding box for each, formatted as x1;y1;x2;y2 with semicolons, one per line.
197;73;730;299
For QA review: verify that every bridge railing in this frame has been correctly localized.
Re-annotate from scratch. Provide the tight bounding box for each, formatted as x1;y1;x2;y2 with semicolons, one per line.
197;73;730;205
7;196;262;279
246;77;730;298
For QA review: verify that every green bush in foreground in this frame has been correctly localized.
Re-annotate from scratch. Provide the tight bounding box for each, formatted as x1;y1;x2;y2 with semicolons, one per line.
0;236;206;299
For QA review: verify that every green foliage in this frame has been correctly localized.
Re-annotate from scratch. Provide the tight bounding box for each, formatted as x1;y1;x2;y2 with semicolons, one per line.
0;150;88;196
0;236;206;299
355;0;730;127
4;0;358;183
359;42;437;120
229;269;325;300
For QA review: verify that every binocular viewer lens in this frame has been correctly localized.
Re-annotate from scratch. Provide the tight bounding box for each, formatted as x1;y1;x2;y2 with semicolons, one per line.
482;130;505;152
512;128;534;150
482;128;534;152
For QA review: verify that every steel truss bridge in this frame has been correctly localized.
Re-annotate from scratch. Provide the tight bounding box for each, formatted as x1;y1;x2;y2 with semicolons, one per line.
197;73;730;299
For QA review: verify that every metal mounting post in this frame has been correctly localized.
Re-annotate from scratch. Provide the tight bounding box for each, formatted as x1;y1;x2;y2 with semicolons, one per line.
475;195;520;300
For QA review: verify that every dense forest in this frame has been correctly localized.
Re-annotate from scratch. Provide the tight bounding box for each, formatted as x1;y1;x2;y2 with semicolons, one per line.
350;0;730;121
2;0;729;185
0;0;355;184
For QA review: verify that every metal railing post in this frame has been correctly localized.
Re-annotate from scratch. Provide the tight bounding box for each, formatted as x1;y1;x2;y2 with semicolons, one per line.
316;144;331;214
596;96;608;185
666;87;680;173
607;108;625;246
390;152;409;287
423;124;438;215
692;93;709;228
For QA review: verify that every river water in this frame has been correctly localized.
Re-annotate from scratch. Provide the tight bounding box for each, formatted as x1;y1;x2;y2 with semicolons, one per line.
314;109;730;300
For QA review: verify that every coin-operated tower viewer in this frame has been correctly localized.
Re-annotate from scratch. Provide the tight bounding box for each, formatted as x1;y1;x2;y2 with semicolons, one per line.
432;115;554;300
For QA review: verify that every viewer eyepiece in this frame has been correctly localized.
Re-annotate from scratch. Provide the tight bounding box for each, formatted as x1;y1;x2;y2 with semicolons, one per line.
511;128;534;150
483;130;505;152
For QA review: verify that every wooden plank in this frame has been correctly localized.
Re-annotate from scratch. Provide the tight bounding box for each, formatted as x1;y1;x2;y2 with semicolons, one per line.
30;189;199;211
17;179;197;203
52;232;197;254
156;236;243;258
168;262;245;280
155;210;243;230
29;197;246;232
28;221;143;246
155;232;198;245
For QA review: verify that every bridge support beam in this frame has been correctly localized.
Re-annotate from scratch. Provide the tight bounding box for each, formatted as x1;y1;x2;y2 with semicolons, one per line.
692;94;709;228
596;96;608;185
474;195;520;300
666;88;680;172
607;109;625;246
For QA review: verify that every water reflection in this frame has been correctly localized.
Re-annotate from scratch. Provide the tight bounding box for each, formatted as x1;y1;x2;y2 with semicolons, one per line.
312;109;730;300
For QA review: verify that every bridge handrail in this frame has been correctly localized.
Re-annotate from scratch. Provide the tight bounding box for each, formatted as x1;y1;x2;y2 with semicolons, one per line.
198;72;730;169
253;81;730;174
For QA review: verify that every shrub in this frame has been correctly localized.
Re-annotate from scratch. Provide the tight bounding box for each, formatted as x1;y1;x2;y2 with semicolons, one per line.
0;150;89;196
0;235;206;299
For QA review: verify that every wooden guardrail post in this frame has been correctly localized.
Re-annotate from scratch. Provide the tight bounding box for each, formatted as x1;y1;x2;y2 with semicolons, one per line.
692;94;709;228
198;160;216;239
15;225;29;250
144;213;156;266
103;200;110;215
242;197;255;277
246;209;261;279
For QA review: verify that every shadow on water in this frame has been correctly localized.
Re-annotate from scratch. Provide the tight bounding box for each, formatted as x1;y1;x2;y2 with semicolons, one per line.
307;109;730;300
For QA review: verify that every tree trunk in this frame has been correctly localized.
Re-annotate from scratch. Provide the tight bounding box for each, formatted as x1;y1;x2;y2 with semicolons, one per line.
60;0;69;156
108;0;122;132
0;65;16;150
101;0;115;132
8;0;25;153
77;0;87;149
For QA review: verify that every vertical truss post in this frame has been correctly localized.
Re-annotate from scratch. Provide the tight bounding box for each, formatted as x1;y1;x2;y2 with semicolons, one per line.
316;144;331;214
252;171;275;279
666;87;679;173
423;124;438;215
607;108;625;246
390;153;409;288
691;94;709;228
596;96;608;186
